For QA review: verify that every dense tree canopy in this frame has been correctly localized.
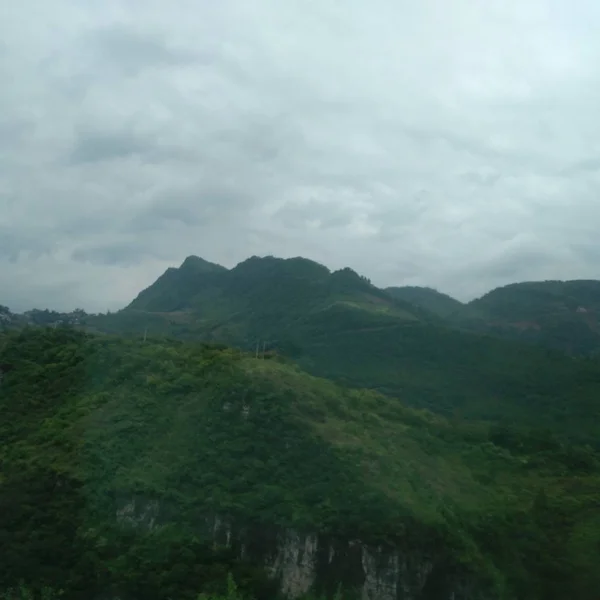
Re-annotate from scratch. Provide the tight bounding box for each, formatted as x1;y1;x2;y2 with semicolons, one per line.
0;326;599;599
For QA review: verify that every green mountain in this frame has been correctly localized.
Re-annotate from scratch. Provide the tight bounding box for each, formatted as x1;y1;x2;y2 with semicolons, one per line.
86;258;600;443
385;286;464;318
98;255;437;349
128;256;228;313
453;280;600;355
385;280;600;356
1;327;599;600
127;255;429;322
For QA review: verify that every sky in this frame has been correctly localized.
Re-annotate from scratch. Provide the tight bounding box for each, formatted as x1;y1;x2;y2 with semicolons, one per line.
2;0;600;312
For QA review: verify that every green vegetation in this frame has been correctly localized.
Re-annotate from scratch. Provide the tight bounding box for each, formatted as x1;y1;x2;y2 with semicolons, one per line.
1;326;599;599
88;257;600;444
292;319;600;443
469;280;600;321
0;574;345;600
385;286;464;318
453;280;600;355
3;256;600;599
124;255;436;332
10;256;600;358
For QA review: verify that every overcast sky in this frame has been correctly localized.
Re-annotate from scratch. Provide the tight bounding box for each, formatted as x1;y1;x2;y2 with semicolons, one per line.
2;0;600;312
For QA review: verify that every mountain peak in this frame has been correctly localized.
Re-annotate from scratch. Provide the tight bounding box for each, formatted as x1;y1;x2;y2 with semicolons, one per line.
179;255;227;273
126;256;227;312
232;255;330;280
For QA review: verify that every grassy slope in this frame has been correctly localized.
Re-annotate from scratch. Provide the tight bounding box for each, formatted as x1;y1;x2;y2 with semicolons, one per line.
1;328;599;599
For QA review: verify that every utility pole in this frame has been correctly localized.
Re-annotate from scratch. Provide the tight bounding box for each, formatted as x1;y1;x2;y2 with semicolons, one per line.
143;327;147;342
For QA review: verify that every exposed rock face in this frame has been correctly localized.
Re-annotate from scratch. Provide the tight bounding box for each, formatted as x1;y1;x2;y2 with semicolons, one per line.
116;499;491;600
266;530;319;598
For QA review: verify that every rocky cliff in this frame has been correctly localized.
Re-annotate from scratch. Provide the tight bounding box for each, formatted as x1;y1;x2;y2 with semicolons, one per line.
116;498;491;600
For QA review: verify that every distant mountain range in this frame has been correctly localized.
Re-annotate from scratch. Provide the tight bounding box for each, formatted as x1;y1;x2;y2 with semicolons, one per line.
387;278;600;355
3;254;600;440
8;255;591;440
117;254;600;357
5;256;599;358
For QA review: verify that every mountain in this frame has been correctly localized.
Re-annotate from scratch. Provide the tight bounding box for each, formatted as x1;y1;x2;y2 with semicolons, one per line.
1;327;599;599
127;255;228;312
386;280;600;356
85;257;600;443
470;280;600;321
122;256;600;357
13;255;600;358
453;280;600;355
4;260;600;599
128;255;429;321
110;255;437;348
385;286;464;318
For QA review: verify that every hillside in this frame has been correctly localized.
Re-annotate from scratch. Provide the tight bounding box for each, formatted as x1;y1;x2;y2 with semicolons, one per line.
98;255;439;348
127;255;228;313
385;280;600;356
385;286;464;318
126;255;432;327
453;280;600;355
470;280;600;321
291;320;600;443
121;258;600;361
10;256;600;358
82;258;600;443
7;258;600;358
1;327;599;600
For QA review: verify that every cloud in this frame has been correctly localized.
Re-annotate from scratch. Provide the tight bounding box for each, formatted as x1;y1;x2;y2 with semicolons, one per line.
2;0;600;311
68;129;148;164
87;25;195;76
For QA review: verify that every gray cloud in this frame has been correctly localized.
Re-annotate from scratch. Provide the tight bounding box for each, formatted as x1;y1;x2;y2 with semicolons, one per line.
87;26;195;76
68;129;148;164
559;158;600;176
2;0;600;312
71;242;151;267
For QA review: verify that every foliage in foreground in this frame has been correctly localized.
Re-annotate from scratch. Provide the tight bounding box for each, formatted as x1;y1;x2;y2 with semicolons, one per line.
0;327;599;600
0;575;345;600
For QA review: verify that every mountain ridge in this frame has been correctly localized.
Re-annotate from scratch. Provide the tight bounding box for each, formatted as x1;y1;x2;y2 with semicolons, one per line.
39;255;590;445
5;255;600;437
120;254;600;356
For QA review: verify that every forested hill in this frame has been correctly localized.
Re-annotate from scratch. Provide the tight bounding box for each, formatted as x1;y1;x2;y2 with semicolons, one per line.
4;255;600;356
1;327;599;599
61;256;600;443
454;279;600;355
125;254;435;325
120;255;600;356
385;286;465;318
